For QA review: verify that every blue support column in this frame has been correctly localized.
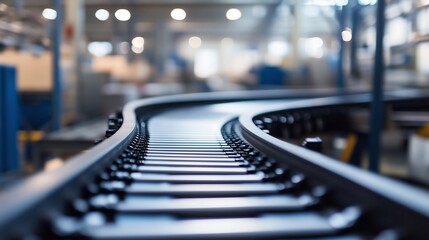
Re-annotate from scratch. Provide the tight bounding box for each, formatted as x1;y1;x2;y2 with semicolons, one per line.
350;6;362;79
52;0;63;131
0;65;19;173
337;6;346;89
0;67;3;173
369;0;386;173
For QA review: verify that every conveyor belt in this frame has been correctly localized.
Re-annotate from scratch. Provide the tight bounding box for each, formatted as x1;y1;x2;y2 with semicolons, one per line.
0;90;429;239
72;105;354;239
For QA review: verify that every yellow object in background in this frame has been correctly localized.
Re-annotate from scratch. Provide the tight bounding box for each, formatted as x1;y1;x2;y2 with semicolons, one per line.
18;131;45;142
340;134;357;163
417;123;429;138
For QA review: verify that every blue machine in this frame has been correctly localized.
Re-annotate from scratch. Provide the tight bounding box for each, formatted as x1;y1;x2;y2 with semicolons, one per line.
0;65;19;173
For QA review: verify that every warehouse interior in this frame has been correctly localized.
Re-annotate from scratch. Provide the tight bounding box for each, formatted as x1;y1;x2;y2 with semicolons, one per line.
2;1;429;239
1;0;429;190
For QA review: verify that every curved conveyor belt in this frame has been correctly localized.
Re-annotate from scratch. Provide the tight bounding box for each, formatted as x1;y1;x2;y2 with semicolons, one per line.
0;89;428;239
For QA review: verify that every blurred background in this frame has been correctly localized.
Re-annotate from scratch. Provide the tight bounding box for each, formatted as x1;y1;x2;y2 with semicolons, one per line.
1;0;428;181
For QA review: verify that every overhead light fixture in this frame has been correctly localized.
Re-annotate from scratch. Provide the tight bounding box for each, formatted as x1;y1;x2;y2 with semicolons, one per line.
95;9;109;21
306;0;349;6
88;41;113;57
358;0;371;4
335;0;349;6
188;36;202;48
226;8;241;21
131;45;144;54
115;9;131;21
131;37;145;48
342;28;352;42
171;8;186;21
42;8;57;20
358;0;377;5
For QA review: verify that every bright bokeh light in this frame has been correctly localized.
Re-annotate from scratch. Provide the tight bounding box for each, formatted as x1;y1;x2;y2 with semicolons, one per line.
171;8;186;21
302;37;324;58
95;9;109;21
358;0;377;5
131;45;144;54
358;0;371;4
131;37;145;48
189;36;202;48
308;37;324;48
342;28;352;42
194;49;219;78
335;0;349;6
42;8;57;20
115;9;131;21
221;37;234;47
226;8;241;21
306;0;349;6
119;41;130;54
88;42;113;57
268;41;289;56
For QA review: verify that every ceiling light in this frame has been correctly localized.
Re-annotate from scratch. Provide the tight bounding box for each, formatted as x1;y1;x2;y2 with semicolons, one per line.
42;8;57;20
189;36;202;48
335;0;349;6
131;37;145;48
171;8;186;21
131;45;144;54
306;0;349;6
226;8;241;21
95;9;109;21
88;42;112;57
342;29;352;42
358;0;371;4
359;0;377;5
115;9;131;21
